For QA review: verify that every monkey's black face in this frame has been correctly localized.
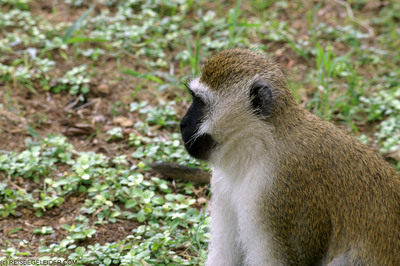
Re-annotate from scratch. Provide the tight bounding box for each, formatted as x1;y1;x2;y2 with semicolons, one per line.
180;95;216;161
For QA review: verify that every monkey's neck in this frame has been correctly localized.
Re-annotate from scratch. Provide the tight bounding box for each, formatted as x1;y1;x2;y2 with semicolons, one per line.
211;133;277;183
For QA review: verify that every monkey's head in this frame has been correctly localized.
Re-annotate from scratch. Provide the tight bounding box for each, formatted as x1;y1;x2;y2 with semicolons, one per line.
180;49;298;163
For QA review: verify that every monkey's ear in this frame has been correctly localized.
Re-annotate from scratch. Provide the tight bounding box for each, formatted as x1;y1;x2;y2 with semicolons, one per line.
250;81;274;117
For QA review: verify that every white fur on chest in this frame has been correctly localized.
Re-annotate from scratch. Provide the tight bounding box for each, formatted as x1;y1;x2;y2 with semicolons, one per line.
206;162;278;266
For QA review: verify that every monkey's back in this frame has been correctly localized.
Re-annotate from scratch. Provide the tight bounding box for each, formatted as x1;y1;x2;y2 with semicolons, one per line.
267;110;400;265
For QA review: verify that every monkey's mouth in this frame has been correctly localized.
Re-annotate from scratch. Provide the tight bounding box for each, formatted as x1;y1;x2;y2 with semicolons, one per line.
182;133;216;161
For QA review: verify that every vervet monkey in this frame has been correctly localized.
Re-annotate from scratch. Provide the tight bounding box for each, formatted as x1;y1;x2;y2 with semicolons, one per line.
180;48;400;265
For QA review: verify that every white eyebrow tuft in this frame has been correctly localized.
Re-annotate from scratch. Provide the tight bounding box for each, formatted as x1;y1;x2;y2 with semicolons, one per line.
189;77;209;93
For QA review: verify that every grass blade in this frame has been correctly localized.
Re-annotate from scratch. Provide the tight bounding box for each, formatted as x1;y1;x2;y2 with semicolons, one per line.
63;4;95;43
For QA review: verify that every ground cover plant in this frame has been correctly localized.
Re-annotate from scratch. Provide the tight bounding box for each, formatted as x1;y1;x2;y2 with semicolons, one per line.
0;0;399;265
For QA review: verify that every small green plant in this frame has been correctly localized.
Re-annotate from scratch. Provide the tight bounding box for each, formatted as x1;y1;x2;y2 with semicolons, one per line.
33;195;65;216
306;43;362;121
0;0;30;9
55;65;91;94
33;227;55;235
130;132;203;168
106;127;124;141
130;101;179;128
0;202;18;217
65;0;84;7
359;88;400;163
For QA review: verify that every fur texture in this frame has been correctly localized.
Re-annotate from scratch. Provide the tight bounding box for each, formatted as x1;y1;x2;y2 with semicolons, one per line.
184;49;400;266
